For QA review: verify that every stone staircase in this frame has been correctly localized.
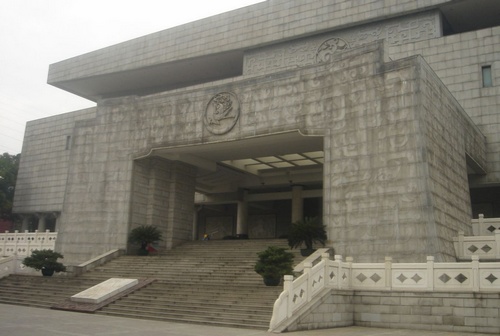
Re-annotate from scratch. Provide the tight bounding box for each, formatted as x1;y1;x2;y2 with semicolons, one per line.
0;239;301;329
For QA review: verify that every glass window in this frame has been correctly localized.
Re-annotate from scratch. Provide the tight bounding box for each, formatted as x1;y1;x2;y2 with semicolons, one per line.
65;135;71;150
482;66;493;87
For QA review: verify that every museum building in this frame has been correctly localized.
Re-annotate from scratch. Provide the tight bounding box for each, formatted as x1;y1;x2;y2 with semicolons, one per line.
12;0;500;265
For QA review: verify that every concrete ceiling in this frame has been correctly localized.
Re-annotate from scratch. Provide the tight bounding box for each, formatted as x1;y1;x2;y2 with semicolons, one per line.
150;131;324;194
51;50;244;101
440;0;500;33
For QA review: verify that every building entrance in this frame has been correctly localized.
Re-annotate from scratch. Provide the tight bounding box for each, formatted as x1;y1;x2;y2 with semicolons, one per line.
136;131;324;244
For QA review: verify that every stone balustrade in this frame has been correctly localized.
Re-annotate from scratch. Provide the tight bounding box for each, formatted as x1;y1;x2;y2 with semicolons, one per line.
269;253;500;331
0;256;16;279
0;230;58;257
454;229;500;261
472;214;500;236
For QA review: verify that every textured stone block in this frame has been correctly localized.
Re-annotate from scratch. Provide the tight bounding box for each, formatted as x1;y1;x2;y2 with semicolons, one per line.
71;278;138;304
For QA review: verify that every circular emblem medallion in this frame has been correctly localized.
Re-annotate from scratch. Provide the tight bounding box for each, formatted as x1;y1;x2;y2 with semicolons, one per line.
204;92;240;135
316;37;350;63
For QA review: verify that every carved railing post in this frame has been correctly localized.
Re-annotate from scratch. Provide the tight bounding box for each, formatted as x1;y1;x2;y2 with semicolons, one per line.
457;231;465;257
426;256;434;291
284;275;294;318
304;262;312;302
471;255;480;292
334;255;343;289
385;256;392;290
475;213;484;236
345;256;353;290
495;229;500;260
321;252;330;289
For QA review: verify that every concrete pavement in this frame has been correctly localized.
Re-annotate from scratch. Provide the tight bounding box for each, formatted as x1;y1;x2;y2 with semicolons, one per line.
0;304;492;336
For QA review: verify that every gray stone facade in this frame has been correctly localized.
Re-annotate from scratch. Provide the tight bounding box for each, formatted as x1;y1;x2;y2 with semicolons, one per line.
13;0;500;264
288;289;500;334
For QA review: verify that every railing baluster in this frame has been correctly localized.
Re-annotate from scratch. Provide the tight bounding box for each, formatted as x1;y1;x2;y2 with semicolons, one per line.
385;256;392;290
0;231;58;258
426;256;434;291
284;275;294;318
471;256;479;292
304;262;312;302
495;230;500;260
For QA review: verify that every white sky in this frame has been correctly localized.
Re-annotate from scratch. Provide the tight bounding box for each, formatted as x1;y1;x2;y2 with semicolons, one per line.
0;0;263;154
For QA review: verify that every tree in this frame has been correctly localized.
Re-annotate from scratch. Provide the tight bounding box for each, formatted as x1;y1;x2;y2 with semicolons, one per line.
0;152;20;220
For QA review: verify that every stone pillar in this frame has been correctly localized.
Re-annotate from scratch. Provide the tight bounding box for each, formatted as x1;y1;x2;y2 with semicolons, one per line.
21;215;30;232
37;213;46;232
52;212;60;232
164;160;198;249
291;185;304;223
236;190;248;236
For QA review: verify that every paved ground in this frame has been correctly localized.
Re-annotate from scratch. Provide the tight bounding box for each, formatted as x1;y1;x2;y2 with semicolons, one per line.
0;304;492;336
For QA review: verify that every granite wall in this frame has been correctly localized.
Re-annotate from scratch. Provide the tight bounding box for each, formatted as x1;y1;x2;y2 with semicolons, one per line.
49;41;485;264
287;289;500;334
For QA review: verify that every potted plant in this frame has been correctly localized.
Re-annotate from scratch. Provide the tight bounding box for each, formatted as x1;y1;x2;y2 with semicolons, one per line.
128;225;162;255
287;216;327;256
254;246;294;286
22;249;66;276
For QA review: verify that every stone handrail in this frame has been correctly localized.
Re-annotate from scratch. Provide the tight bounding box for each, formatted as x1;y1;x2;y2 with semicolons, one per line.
453;230;500;261
472;214;500;236
68;249;124;276
0;256;16;279
0;230;58;257
292;248;331;273
0;255;40;278
269;254;500;332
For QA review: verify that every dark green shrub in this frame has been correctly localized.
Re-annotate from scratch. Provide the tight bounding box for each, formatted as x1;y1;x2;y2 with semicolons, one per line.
287;216;327;250
22;249;66;273
254;246;294;283
128;225;162;254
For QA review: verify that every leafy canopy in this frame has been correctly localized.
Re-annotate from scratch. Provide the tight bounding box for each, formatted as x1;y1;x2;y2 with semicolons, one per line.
128;225;163;246
0;153;20;220
22;249;66;272
254;246;294;279
287;216;327;250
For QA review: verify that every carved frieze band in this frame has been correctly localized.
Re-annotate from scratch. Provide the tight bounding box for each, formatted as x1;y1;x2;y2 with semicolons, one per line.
244;11;440;75
316;38;350;63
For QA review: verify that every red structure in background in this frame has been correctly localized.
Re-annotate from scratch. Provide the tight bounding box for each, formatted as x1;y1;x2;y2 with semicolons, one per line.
0;219;13;233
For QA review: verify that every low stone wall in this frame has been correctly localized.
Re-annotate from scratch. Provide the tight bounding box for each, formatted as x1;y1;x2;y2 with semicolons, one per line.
288;290;500;334
68;249;124;277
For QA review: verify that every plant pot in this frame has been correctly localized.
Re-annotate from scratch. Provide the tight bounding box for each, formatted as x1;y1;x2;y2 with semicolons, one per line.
300;248;316;257
41;268;54;277
263;277;281;286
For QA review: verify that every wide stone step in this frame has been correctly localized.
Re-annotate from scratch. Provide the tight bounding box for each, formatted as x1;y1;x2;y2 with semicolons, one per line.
113;297;274;311
106;301;272;317
98;301;273;323
0;239;297;329
135;286;279;296
121;294;277;305
96;310;269;329
135;287;280;298
80;276;264;286
0;297;51;308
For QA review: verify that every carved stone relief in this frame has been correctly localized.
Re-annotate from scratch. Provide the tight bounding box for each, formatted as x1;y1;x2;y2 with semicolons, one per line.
248;214;276;238
204;92;240;135
244;11;440;75
205;216;233;240
316;38;350;63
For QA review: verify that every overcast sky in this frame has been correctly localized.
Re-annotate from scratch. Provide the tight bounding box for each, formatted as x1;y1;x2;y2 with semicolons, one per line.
0;0;263;154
